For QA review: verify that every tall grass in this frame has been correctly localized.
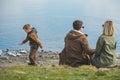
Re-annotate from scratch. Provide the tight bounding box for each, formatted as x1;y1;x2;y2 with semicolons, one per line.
0;65;120;80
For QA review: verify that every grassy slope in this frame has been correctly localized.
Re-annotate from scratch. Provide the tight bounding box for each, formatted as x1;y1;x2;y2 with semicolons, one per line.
0;65;120;80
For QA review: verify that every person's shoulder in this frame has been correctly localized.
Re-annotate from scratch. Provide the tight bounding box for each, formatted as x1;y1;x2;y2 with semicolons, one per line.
66;30;75;36
99;34;106;38
98;34;107;41
68;30;74;33
28;32;37;37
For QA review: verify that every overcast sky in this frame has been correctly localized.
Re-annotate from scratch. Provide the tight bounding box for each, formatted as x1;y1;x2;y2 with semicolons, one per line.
0;0;120;19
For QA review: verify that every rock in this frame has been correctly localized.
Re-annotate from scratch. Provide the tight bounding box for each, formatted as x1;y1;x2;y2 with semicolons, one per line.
7;51;16;57
9;60;13;63
0;49;59;68
0;53;9;59
18;49;27;54
0;50;2;55
116;53;120;59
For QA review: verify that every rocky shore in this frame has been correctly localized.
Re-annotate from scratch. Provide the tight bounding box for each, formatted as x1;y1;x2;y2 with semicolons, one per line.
0;49;59;68
0;49;120;68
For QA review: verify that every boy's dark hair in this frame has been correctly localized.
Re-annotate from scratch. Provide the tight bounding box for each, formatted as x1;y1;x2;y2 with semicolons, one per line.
23;24;31;30
73;20;83;30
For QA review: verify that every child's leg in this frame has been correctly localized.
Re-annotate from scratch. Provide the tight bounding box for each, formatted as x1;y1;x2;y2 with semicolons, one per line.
29;46;38;65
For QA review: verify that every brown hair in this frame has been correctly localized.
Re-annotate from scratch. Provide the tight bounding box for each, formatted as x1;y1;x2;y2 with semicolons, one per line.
103;20;114;36
23;24;32;30
73;20;83;30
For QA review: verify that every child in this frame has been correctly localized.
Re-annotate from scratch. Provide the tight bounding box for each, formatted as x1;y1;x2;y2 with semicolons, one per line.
19;24;43;66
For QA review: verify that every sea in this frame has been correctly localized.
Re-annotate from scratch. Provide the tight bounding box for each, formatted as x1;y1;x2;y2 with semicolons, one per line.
0;0;120;53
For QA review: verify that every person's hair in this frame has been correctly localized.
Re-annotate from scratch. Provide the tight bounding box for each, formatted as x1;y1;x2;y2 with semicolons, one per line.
103;20;114;36
23;24;32;30
73;20;83;30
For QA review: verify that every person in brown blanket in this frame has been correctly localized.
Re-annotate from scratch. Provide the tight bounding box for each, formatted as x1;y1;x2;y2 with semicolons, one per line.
59;20;94;67
19;24;43;66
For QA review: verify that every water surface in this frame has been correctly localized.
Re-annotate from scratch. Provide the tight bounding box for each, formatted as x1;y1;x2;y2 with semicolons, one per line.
0;0;120;53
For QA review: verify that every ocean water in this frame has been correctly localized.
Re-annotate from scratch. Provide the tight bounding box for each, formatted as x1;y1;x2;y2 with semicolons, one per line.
0;0;120;53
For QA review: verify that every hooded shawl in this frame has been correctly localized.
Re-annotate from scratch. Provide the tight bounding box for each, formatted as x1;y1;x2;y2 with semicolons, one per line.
59;30;94;67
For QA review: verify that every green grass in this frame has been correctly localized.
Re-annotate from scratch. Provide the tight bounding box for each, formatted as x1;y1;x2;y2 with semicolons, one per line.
0;65;120;80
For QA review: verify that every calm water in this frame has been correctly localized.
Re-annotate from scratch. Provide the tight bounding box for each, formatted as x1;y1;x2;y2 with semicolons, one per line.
0;0;120;53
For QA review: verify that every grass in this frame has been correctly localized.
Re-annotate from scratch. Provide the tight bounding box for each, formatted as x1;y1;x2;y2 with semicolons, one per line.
0;65;120;80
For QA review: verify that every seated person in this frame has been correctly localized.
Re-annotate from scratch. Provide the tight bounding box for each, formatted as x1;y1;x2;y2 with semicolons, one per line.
92;20;117;68
59;20;94;67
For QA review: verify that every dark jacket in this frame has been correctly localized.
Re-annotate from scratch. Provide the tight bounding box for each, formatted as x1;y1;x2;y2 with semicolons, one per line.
59;30;94;67
22;28;42;48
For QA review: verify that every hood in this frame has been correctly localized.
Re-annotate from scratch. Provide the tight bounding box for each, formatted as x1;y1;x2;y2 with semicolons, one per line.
32;27;37;34
66;30;85;40
28;27;37;35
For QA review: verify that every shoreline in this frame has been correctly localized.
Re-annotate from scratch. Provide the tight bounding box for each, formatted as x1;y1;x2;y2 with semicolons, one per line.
0;49;120;68
0;49;59;68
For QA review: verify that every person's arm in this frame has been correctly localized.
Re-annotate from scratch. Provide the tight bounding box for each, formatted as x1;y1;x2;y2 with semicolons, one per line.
95;36;104;56
19;36;29;45
29;33;43;49
81;36;94;55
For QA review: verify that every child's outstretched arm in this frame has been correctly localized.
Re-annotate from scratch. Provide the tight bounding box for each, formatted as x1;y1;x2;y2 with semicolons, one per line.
19;37;29;45
29;33;43;49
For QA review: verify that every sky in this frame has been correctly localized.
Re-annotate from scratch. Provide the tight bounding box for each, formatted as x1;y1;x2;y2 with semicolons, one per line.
1;0;120;34
77;0;120;17
0;0;120;19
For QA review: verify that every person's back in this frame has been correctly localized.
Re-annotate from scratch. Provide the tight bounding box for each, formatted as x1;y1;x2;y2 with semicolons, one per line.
92;20;116;68
59;20;94;67
27;27;38;46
